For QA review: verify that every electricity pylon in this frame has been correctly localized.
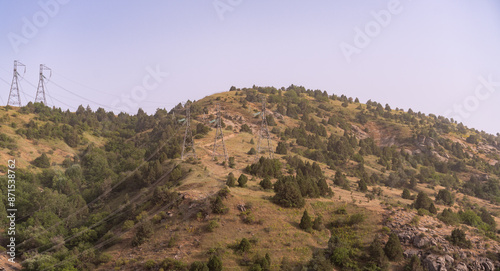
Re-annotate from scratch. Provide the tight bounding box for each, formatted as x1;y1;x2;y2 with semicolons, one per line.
257;96;273;158
212;103;228;162
181;103;196;160
35;64;52;105
7;60;26;107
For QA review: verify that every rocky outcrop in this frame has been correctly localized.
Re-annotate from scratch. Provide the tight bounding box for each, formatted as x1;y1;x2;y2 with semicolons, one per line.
468;258;495;271
385;209;500;271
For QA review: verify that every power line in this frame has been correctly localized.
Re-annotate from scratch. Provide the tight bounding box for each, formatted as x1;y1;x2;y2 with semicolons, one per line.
51;70;119;98
49;79;118;111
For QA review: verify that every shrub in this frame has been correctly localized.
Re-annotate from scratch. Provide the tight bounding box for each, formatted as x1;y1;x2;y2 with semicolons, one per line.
414;192;432;211
402;188;411;199
428;203;437;214
238;174;248;187
33;153;50;168
405;255;424;271
226;173;236;187
240;124;252;133
299;210;312;232
273;179;305;208
259;177;273;190
435;189;454;206
190;261;209;271
132;220;153;247
144;260;157;270
228;157;236;168
206;219;219;232
275;141;287;155
368;235;389;269
312;215;323;231
248;148;257;155
212;196;228;214
384;233;403;261
122;220;134;230
238;238;251;253
448;228;471;248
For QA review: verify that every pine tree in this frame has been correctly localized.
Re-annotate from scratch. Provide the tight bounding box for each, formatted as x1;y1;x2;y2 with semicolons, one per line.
384;233;403;261
368;235;389;269
226;172;236;187
299;210;313;232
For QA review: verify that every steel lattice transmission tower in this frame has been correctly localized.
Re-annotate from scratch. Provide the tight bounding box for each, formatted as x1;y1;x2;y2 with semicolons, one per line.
181;103;197;160
35;64;52;105
7;60;26;107
257;96;274;158
212;103;228;162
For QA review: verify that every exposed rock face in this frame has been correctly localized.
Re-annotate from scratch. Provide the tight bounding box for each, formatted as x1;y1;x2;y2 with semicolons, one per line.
423;254;449;271
468;258;495;271
412;234;429;248
456;263;468;271
385;209;500;271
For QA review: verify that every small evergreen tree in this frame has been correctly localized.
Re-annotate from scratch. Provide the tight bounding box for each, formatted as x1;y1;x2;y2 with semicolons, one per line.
299;210;313;232
428;203;437;214
207;255;222;271
212;196;228;214
226;173;236;187
405;255;423;271
312;215;323;231
384;233;403;261
358;179;368;192
435;189;454;206
228;157;236;168
368;235;389;269
259;177;273;190
402;188;411;199
33;153;51;168
190;261;209;271
238;238;251;253
414;192;432;211
275;141;287;155
248;147;257;155
448;228;471;248
238;174;248;187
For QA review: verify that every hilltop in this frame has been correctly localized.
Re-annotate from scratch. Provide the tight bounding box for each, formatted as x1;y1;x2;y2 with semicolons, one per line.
0;85;499;271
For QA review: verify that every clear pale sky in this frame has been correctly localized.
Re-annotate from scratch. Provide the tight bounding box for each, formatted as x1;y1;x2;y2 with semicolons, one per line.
0;0;499;134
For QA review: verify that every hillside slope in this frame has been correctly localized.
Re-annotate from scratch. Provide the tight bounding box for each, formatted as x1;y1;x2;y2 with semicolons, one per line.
0;86;499;271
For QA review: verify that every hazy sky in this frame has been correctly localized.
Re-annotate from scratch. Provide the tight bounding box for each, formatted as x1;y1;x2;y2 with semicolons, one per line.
0;1;499;134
